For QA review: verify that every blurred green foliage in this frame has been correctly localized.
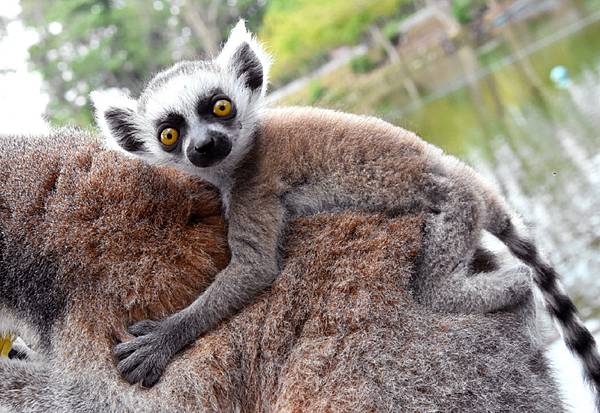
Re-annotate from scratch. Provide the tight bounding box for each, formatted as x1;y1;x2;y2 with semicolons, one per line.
20;0;265;127
14;0;600;129
21;0;176;126
451;0;487;24
19;0;415;127
19;0;414;127
349;54;377;74
259;0;410;84
307;79;327;104
382;17;404;42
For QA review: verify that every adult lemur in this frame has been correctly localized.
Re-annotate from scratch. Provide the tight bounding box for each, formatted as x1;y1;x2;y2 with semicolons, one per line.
0;128;564;412
92;21;600;402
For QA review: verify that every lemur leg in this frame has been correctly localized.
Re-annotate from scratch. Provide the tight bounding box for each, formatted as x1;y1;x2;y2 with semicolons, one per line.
114;192;285;387
412;176;532;313
420;262;533;313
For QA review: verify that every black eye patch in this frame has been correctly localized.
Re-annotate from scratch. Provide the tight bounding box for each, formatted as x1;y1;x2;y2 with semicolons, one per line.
196;89;237;124
154;112;186;131
155;112;187;152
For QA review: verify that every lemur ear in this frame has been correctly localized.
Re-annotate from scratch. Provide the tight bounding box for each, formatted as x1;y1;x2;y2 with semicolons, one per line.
90;89;146;153
216;20;272;95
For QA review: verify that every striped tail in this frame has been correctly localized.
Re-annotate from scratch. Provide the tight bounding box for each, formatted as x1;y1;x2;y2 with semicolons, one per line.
441;155;598;407
499;221;600;410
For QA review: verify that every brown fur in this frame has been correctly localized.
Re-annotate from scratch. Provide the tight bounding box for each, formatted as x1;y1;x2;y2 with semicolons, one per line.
258;107;428;186
0;129;563;411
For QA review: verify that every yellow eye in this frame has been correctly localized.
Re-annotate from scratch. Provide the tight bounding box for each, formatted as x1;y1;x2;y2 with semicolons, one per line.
160;127;179;146
213;99;232;118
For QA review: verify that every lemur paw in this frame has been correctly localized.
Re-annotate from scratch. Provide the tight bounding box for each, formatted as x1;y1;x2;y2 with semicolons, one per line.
503;264;534;304
114;319;176;388
480;264;533;312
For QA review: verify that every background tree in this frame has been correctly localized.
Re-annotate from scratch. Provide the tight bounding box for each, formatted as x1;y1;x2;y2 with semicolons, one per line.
259;0;410;85
19;0;412;126
20;0;266;127
180;0;266;57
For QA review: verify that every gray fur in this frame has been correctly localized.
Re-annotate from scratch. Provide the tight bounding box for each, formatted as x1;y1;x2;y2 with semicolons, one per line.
0;295;564;413
139;60;216;109
92;21;598;405
0;128;565;411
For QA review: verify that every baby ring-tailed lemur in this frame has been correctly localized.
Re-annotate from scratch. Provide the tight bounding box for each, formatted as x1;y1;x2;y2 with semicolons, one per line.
92;21;600;403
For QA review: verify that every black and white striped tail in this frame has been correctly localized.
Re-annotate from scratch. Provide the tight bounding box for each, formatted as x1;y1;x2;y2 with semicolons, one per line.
500;222;600;410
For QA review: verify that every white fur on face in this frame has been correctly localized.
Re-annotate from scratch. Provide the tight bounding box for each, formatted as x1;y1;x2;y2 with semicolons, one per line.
137;66;267;186
91;19;271;188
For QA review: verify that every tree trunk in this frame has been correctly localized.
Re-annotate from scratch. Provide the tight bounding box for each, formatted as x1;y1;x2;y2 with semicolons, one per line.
181;0;222;58
369;25;421;103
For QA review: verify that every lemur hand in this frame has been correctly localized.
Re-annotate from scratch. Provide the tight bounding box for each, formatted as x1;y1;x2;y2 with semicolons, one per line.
114;318;185;387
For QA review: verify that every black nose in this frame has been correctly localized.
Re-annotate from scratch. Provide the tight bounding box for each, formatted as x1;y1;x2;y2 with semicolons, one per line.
187;131;232;168
194;138;215;154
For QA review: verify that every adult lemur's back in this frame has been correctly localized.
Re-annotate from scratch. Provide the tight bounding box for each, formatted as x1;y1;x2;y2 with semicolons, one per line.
92;21;600;406
0;127;566;412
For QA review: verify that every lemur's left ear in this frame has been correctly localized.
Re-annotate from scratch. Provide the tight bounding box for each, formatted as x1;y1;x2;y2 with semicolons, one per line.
90;89;146;154
216;20;271;96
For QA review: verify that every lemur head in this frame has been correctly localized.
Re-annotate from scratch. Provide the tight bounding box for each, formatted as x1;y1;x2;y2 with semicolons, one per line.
91;21;271;182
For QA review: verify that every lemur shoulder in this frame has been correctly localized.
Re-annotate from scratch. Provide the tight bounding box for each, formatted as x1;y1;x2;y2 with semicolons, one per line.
92;21;600;405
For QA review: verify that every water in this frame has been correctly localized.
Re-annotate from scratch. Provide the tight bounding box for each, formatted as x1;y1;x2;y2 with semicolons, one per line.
393;9;600;316
385;14;600;406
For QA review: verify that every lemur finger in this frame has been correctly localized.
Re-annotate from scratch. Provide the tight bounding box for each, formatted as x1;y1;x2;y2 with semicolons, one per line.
114;347;135;362
114;338;148;361
123;354;164;386
141;366;163;388
117;351;147;382
121;360;147;385
128;320;160;337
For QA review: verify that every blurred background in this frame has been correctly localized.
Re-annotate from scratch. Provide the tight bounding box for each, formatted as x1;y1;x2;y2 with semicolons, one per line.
0;0;599;410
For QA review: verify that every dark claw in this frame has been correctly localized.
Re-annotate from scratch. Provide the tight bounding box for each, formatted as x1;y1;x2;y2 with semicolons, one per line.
114;339;144;361
117;349;146;378
141;366;163;388
124;353;168;388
